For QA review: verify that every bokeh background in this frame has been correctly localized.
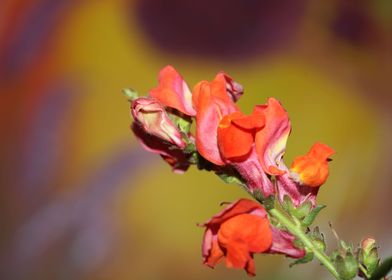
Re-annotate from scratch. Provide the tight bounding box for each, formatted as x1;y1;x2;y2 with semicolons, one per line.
0;1;391;279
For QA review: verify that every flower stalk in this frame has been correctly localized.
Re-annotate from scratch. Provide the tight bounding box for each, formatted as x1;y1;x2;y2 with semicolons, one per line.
268;207;340;279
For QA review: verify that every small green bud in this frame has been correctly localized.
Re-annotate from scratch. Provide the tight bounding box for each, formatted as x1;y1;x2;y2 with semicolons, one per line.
335;252;359;280
310;227;326;252
313;237;326;252
360;238;379;276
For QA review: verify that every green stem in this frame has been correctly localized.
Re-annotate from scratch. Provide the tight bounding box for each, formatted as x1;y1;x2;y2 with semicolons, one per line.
359;263;371;279
269;208;340;279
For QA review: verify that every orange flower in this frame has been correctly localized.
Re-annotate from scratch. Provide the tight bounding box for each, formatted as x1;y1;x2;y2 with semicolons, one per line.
202;199;272;276
290;142;335;187
192;73;292;197
201;199;305;277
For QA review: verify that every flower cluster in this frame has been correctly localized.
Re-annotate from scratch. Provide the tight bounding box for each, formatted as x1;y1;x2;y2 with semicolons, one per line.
128;65;336;276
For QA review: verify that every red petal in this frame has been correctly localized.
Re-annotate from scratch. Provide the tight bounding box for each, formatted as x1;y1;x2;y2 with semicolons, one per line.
231;107;265;130
204;199;267;227
193;80;238;165
255;98;291;175
150;65;195;116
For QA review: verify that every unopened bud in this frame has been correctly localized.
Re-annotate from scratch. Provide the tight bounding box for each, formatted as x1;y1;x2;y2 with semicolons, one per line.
335;252;359;280
360;238;379;276
311;227;326;252
131;97;186;148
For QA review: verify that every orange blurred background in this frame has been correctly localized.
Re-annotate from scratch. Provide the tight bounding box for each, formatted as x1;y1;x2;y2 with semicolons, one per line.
0;1;391;279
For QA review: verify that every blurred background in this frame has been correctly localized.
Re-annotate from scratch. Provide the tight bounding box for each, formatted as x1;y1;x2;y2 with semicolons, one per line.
0;0;391;279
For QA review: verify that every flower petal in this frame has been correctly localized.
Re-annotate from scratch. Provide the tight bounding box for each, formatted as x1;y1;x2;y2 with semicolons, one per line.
255;98;291;175
193;80;238;165
203;230;225;268
268;227;306;258
217;113;254;160
230;146;275;197
231;107;265;130
276;166;319;208
203;199;267;227
290;142;335;187
149;65;196;116
215;72;244;102
131;123;190;173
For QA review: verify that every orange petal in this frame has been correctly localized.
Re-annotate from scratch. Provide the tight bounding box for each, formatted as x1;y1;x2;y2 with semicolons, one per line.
205;237;225;268
231;107;265;130
308;142;335;160
218;214;272;253
217;114;254;160
290;142;335;187
204;199;267;226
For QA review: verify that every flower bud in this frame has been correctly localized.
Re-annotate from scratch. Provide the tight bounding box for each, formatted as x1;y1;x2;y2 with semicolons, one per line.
311;227;326;252
131;97;186;148
334;252;359;280
360;238;379;276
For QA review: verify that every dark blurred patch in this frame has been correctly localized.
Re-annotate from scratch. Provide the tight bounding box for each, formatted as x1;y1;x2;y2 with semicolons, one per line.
134;0;306;60
331;0;378;46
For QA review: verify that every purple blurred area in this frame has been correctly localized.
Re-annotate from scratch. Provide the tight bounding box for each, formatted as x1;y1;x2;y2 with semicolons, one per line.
0;0;391;279
135;0;306;59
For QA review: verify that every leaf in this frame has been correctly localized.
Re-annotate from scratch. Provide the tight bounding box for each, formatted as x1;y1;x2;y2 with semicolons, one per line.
290;252;314;267
302;204;326;227
369;256;392;280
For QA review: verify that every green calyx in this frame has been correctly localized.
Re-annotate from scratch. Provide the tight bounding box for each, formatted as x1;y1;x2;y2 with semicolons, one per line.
123;88;139;101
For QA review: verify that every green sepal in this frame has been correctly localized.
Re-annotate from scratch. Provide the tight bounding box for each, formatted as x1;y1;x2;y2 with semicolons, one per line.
253;189;275;210
302;204;326;227
290;251;314;267
293;201;312;220
123;88;139;101
184;142;196;154
364;247;380;276
167;112;192;134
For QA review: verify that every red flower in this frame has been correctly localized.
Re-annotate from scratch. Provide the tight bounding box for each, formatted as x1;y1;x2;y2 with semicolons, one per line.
201;199;305;277
192;72;291;196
